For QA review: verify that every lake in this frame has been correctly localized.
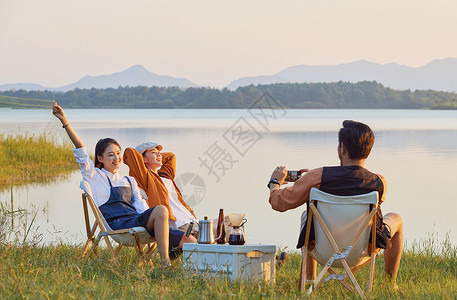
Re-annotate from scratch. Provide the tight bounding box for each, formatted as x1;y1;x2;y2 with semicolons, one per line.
1;108;456;250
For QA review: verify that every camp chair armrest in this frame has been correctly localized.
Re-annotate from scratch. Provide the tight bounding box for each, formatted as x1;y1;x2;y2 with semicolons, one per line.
130;227;148;234
107;228;133;235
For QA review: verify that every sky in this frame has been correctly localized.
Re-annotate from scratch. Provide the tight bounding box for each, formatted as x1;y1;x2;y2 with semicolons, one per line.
1;0;457;88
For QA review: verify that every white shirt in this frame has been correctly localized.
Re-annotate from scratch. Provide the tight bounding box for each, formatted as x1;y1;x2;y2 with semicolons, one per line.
138;175;197;229
73;147;149;213
160;177;198;228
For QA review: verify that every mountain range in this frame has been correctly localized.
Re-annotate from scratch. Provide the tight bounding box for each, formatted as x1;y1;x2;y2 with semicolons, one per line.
0;65;197;92
227;58;457;92
1;58;457;92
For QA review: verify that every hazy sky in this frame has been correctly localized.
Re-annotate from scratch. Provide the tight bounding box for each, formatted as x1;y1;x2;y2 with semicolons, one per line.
1;0;456;88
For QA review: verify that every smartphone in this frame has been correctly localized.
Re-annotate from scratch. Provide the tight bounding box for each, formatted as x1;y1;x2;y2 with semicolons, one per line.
285;170;301;182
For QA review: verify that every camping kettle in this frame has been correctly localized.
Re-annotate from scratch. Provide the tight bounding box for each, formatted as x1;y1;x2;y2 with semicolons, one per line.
197;217;215;244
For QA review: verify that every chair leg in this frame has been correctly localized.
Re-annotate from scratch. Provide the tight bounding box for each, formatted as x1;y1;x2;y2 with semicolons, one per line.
87;235;102;259
132;231;144;257
299;247;308;292
82;222;99;259
307;262;331;295
81;238;92;259
103;236;117;259
341;259;364;298
327;267;354;293
144;242;157;259
114;244;123;255
147;242;157;255
300;207;314;293
369;253;376;292
134;246;143;257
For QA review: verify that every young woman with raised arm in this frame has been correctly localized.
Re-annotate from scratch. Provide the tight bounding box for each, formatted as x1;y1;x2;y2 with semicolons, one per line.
52;103;196;267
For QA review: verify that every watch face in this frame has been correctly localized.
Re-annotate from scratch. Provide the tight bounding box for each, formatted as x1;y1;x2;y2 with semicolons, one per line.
268;179;280;188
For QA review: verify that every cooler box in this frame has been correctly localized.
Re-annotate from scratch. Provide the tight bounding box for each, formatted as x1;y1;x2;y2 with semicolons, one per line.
182;243;276;283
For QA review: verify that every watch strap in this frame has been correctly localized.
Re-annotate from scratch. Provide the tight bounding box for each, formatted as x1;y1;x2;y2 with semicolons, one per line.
267;178;280;189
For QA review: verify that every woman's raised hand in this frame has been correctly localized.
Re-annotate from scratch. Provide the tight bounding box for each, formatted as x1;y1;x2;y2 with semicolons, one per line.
52;102;84;148
52;102;68;123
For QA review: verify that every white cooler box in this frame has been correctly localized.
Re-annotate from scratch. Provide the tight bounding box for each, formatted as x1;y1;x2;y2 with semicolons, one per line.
182;243;276;283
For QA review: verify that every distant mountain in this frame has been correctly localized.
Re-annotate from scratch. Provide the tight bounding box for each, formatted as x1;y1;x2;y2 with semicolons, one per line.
0;83;46;91
227;58;457;92
3;59;457;93
0;65;197;92
55;65;197;91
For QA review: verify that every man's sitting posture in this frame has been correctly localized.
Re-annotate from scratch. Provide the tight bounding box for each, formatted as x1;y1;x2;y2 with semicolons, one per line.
268;120;403;285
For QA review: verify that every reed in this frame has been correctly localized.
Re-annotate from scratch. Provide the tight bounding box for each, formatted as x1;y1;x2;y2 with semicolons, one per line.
0;133;77;190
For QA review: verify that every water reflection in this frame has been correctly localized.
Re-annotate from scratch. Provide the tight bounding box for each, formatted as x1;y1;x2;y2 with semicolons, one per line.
0;186;44;246
0;170;75;193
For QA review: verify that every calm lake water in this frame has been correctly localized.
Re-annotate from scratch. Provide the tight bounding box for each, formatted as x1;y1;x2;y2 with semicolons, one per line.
1;108;456;250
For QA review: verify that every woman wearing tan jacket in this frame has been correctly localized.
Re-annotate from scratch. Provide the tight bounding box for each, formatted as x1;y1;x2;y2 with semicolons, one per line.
123;142;198;232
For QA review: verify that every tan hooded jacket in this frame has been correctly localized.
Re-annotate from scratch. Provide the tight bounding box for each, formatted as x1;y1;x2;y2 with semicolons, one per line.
123;148;195;221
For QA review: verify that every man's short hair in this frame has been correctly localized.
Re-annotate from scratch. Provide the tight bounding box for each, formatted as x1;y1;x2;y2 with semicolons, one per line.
338;120;374;159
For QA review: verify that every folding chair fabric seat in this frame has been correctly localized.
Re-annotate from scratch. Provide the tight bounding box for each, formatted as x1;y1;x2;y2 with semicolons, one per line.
80;180;156;259
309;189;378;268
300;187;379;297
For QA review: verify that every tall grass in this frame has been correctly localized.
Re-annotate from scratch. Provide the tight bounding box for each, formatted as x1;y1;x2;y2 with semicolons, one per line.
0;133;77;190
0;216;456;299
0;243;455;299
0;202;456;299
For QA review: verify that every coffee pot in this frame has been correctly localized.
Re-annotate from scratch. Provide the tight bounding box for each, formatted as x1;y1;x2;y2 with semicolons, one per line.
197;214;248;245
197;217;215;244
226;213;247;245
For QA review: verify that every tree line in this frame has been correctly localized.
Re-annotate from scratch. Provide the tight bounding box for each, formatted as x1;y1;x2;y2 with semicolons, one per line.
1;81;457;109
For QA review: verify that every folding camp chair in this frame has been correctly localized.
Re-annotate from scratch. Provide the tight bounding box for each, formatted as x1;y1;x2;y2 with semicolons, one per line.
80;180;156;260
299;187;379;298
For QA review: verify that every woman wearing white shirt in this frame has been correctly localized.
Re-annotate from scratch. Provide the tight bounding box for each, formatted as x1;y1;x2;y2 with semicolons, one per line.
52;103;195;267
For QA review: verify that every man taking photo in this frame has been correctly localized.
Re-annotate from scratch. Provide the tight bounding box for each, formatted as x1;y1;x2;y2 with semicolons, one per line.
268;120;403;286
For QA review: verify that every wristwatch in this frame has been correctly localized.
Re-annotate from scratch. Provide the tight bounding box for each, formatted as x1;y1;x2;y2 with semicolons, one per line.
267;178;280;189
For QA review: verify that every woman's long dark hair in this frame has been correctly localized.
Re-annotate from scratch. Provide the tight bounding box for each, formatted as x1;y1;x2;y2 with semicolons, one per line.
94;138;121;169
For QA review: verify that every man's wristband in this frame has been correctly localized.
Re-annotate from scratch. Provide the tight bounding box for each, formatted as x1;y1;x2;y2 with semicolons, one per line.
267;178;280;189
62;123;70;128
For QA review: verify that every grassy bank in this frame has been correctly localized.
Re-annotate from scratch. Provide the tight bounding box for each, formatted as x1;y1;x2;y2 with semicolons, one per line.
0;133;77;190
0;237;455;299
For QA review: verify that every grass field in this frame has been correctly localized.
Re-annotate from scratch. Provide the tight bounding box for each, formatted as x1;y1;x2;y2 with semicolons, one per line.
0;133;77;190
0;231;455;299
